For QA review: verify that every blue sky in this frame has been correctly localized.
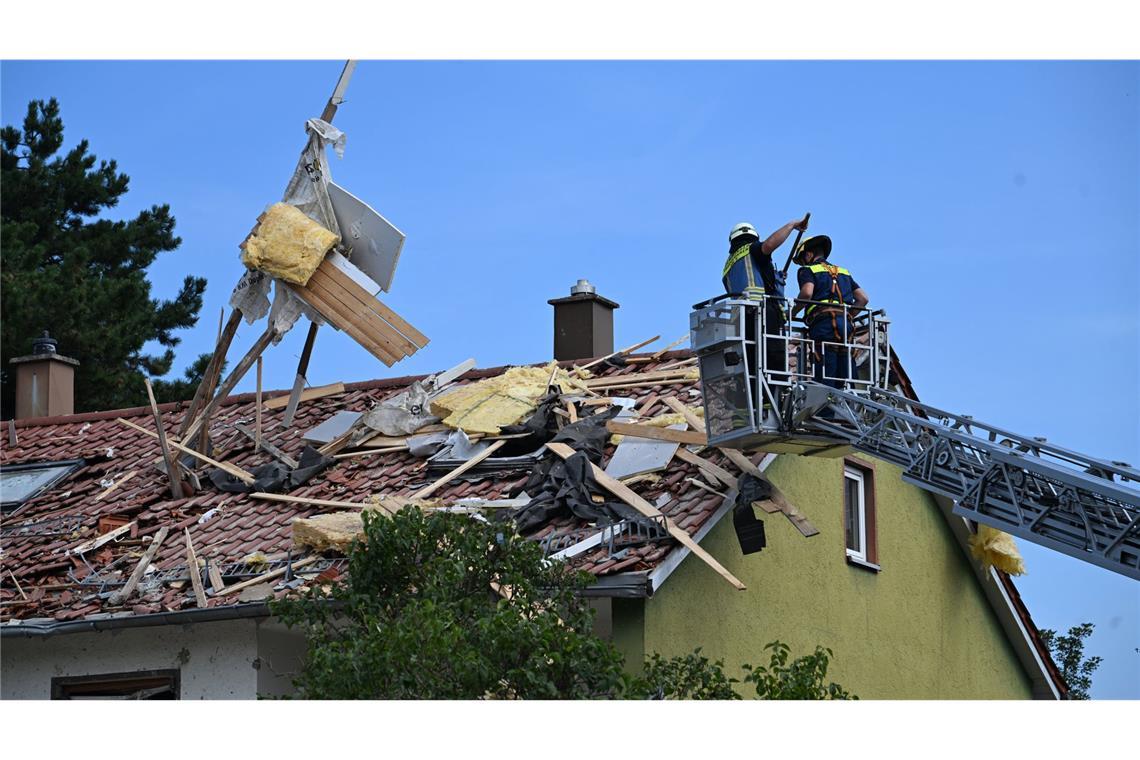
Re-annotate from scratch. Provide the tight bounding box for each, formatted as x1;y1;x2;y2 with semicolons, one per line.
2;60;1137;697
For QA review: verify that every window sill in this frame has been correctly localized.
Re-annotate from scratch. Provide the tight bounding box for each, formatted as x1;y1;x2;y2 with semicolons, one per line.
846;555;881;573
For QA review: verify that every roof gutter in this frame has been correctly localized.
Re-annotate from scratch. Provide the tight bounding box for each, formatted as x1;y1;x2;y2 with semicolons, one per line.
0;602;272;639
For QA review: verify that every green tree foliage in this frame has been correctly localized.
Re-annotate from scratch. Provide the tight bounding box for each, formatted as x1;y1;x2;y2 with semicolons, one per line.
1;98;208;415
271;506;857;700
1039;622;1102;699
271;508;628;699
629;648;742;700
742;641;856;699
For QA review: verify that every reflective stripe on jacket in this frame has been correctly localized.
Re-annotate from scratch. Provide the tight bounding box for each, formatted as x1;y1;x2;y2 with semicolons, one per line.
722;243;766;300
803;262;856;320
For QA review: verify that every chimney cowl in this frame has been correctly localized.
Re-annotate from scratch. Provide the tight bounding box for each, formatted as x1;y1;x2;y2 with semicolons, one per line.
570;279;596;296
33;330;58;355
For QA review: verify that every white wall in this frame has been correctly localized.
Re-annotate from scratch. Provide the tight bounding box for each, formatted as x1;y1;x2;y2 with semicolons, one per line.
1;618;262;700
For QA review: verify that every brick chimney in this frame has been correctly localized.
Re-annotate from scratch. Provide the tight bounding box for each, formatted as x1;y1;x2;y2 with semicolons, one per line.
9;331;79;419
548;279;619;361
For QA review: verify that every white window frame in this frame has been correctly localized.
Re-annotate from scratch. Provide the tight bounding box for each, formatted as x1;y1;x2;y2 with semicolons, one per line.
844;466;867;562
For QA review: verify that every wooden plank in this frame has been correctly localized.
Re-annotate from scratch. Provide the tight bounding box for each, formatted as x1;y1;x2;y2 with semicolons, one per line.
108;526;170;605
637;392;660;417
283;321;320;427
663;396;816;538
546;442;745;591
308;266;415;355
93;469;139;503
183;529;208;608
67;521;135;556
317;263;430;349
182;326;277;445
686;477;726;498
216;556;320;597
250;491;404;514
585;368;699;388
262;382;346;411
116;418;256;485
566;400;578;423
233;422;299;469
303;272;409;360
179;309;242;439
290;280;400;365
143;377;184;500
606;421;707;446
574;334;661;373
207;561;226;594
651;332;691;360
410;440;506;499
582;378;699;392
255;357;263;449
674;447;738;489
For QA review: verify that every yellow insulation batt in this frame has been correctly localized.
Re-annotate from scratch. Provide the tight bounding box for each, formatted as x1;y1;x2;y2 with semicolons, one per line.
241;203;339;285
430;362;592;435
968;524;1026;576
292;497;438;553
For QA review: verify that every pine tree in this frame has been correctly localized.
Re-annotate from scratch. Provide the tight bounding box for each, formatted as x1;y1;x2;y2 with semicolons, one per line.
1;98;209;415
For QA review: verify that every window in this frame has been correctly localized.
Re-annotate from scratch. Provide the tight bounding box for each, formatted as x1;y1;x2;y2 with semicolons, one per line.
51;670;179;700
0;459;83;514
843;459;879;571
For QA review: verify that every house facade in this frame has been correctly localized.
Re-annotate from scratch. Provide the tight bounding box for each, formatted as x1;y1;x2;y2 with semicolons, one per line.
0;339;1065;699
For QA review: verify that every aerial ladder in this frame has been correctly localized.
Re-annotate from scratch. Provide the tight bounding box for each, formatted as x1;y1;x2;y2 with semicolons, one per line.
690;294;1140;581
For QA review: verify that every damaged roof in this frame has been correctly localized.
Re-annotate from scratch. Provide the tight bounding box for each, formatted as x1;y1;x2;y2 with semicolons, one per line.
0;351;731;624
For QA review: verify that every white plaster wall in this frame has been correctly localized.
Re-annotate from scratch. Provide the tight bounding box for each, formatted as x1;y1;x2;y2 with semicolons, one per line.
255;621;307;698
1;618;261;700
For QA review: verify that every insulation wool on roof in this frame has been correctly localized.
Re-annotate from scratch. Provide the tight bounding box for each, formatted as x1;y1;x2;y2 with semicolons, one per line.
609;408;703;444
241;203;339;285
430;362;591;435
968;524;1026;576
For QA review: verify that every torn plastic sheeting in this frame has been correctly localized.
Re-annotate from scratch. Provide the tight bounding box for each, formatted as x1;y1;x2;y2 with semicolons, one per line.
282;118;346;234
407;431;451;458
429;429;489;462
362;381;440;437
209;445;334;494
229;269;324;335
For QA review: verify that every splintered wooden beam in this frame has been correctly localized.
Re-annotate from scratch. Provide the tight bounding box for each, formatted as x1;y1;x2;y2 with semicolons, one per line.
216;556;320;597
116;417;256;485
674;447;737;489
606;420;707;446
179;309;242;439
93;469;139;503
546;442;745;591
411;440;506;499
651;332;691;360
183;529;208;608
109;526;170;606
659;398;817;538
144;377;183;500
574;334;661;373
182;326;277;446
262;382;345;411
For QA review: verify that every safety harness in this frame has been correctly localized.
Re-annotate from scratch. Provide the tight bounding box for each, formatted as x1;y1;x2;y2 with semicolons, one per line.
722;243;766;300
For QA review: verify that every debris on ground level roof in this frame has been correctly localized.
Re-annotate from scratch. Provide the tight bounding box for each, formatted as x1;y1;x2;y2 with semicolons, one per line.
1;346;788;627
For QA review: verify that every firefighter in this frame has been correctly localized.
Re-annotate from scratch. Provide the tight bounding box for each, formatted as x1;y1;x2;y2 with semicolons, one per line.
722;216;809;378
791;235;869;389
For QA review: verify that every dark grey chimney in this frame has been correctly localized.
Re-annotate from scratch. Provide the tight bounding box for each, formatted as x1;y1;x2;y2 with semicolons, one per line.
548;279;619;361
9;331;79;419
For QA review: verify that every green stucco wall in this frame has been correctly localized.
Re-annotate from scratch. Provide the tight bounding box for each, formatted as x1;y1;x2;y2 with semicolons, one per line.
614;454;1034;699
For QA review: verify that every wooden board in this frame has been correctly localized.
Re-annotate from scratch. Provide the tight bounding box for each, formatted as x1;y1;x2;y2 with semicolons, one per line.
305;270;410;358
411;440;506;499
288;281;400;365
108;526;170;605
183;529;208;608
116;417;256;485
262;382;345;410
546;442;745;591
606;420;707;446
318;262;429;349
674;447;738;489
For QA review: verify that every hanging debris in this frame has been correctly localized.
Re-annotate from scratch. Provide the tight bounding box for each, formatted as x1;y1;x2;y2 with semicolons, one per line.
240;203;340;285
969;525;1026;576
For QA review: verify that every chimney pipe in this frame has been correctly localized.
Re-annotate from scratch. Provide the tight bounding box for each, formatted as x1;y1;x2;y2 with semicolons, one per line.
9;331;79;419
548;280;620;361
